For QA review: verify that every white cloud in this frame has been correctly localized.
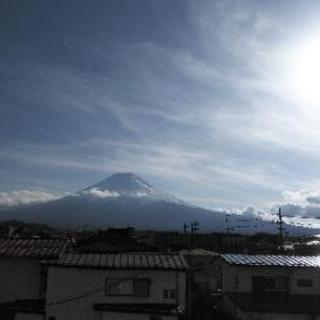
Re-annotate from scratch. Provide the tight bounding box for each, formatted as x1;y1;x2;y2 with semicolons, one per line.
282;189;320;207
80;188;119;199
0;190;59;207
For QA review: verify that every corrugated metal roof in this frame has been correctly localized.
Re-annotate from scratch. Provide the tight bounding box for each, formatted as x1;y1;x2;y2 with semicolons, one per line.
53;252;188;270
221;254;320;268
0;238;70;259
180;248;218;256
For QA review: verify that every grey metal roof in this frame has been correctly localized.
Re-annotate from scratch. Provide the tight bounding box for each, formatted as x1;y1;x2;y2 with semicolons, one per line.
0;238;71;259
180;248;218;256
53;252;188;270
221;254;320;268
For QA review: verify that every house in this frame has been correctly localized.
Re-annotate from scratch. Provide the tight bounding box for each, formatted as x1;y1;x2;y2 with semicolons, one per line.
0;238;71;320
45;252;188;320
212;253;320;320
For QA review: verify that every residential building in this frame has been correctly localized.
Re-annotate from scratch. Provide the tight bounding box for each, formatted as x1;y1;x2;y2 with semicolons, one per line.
212;254;320;320
45;252;188;320
0;238;71;320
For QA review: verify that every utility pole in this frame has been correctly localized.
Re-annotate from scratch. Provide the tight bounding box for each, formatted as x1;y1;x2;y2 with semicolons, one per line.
225;214;232;233
190;220;199;248
191;220;199;234
183;223;190;248
278;208;284;251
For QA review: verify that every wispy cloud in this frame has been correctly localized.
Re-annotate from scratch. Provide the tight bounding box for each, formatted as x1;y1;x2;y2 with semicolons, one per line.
3;0;320;223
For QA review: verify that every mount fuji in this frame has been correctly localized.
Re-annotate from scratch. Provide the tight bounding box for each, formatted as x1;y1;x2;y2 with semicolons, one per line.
0;173;315;235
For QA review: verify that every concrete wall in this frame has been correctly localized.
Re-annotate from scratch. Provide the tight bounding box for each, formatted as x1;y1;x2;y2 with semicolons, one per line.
45;267;186;320
0;257;43;302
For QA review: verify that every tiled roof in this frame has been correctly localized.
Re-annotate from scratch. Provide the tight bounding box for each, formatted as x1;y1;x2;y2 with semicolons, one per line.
0;238;71;259
52;252;188;270
221;254;320;268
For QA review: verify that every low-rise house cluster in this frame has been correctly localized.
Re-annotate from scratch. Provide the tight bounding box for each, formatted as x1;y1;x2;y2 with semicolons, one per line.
3;235;320;320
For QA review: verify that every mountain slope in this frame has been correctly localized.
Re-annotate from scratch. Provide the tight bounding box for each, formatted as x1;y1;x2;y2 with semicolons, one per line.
0;173;316;235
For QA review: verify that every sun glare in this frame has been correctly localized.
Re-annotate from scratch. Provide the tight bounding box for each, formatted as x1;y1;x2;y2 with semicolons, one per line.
294;37;320;105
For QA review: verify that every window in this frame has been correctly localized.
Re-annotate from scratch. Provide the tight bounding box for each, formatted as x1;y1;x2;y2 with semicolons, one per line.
105;278;133;296
163;289;176;300
297;278;313;288
105;278;150;297
252;276;288;292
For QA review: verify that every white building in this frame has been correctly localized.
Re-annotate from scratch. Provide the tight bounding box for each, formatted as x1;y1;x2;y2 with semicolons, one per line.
212;254;320;320
0;238;70;320
45;252;188;320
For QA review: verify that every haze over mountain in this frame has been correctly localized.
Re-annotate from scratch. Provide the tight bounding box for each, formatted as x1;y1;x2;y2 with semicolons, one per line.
0;173;315;235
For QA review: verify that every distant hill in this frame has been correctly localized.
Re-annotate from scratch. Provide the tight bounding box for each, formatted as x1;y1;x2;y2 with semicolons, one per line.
0;173;316;235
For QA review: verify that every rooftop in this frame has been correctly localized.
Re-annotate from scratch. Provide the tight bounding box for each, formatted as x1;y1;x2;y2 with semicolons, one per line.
50;252;188;270
221;254;320;268
0;238;71;259
180;248;218;256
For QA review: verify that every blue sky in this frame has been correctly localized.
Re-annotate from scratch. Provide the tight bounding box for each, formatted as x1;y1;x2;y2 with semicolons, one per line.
3;0;320;222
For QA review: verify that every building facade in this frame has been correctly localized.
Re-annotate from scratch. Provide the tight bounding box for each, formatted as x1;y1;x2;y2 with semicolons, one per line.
45;252;188;320
0;238;70;320
212;254;320;320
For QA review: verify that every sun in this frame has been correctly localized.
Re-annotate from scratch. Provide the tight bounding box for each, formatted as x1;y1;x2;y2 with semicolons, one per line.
294;37;320;105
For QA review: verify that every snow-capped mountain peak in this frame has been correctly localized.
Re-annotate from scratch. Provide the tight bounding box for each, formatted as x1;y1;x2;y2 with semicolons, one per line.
79;173;185;205
84;173;156;195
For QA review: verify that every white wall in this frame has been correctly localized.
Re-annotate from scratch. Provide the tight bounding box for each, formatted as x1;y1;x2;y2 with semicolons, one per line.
45;267;186;320
0;257;43;302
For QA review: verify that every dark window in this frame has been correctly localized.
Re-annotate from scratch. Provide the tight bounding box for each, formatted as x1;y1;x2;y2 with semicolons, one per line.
105;278;133;296
297;279;313;287
163;289;176;299
252;276;288;292
133;279;150;298
105;278;150;297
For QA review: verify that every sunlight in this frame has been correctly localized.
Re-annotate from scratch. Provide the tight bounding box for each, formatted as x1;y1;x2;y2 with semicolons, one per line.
294;36;320;105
